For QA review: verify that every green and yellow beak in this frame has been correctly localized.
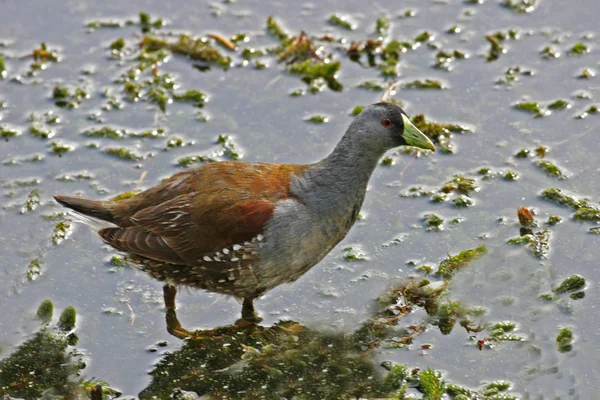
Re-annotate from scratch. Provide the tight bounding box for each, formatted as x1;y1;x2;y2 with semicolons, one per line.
401;114;436;152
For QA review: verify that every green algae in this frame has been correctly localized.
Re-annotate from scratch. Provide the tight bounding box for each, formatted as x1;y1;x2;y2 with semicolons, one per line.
589;227;600;234
436;245;487;278
110;37;125;51
514;101;546;117
84;126;125;139
502;0;538;13
52;221;72;245
140;35;232;67
0;125;20;141
27;258;42;281
105;147;142;161
495;66;534;85
534;160;566;179
343;246;367;261
36;299;54;323
554;274;586;294
547;215;562;225
173;89;207;107
485;34;506;62
434;50;468;71
50;141;73;156
306;115;328;123
540;45;561;59
411;114;470;153
288;59;342;92
423;213;444;231
110;190;139;202
515;149;530;158
418;369;445;399
358;80;386;91
58;306;76;331
503;170;519;181
569;42;589;55
556;327;573;353
548;99;571;110
0;53;5;78
573;207;600;221
375;16;390;37
441;176;478;194
329;14;355;30
109;255;128;267
29;124;54;139
352;105;364;115
52;85;89;109
139;12;164;33
577;68;595;79
21;189;41;214
541;187;589;209
507;235;532;245
415;31;434;43
403;79;445;90
453;194;474;207
266;16;289;41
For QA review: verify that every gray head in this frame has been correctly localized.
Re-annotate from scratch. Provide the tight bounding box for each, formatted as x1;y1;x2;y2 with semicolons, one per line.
344;103;435;153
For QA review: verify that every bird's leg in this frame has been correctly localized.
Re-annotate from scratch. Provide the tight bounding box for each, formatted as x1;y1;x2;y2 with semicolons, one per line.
241;297;263;323
163;284;193;339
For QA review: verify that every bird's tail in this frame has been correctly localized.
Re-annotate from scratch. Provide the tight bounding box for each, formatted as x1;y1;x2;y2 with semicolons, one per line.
54;195;116;223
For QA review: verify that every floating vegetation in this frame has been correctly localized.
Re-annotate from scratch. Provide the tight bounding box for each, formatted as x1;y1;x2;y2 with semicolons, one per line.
540;45;560;59
436;245;487;278
502;0;538;13
105;147;143;161
343;246;367;261
0;125;20;141
403;79;445;90
177;135;241;167
329;14;355;30
352;105;364;115
529;228;550;258
541;188;600;222
433;50;468;71
547;99;571;110
534;160;567;179
27;258;42;281
577;68;595;79
423;213;444;231
496;65;534;85
514;100;546;117
306;115;328;123
29;124;55;139
266;16;289;41
554;274;586;294
36;299;54;323
569;42;589;55
27;42;60;75
547;215;562;225
110;190;139;202
50;141;74;156
140;35;232;67
556;327;573;353
359;80;386;91
0;53;5;78
21;189;41;214
83;126;166;140
453;194;474;207
575;104;599;119
52;85;89;109
52;221;72;245
411;114;471;153
288;59;342;92
375;16;390;37
441;176;478;194
173;89;208;108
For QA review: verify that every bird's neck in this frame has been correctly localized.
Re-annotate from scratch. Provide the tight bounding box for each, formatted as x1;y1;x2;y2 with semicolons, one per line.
293;132;385;211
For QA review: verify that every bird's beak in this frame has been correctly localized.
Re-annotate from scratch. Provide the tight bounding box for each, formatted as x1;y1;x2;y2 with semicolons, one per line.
401;114;436;152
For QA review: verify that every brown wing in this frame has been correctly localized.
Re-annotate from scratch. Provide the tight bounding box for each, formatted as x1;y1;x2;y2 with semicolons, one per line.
99;162;307;265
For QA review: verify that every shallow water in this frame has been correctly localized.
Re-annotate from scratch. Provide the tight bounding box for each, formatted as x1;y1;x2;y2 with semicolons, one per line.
1;0;599;398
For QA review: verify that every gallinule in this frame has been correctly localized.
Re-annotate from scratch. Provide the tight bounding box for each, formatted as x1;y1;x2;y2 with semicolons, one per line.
55;102;435;322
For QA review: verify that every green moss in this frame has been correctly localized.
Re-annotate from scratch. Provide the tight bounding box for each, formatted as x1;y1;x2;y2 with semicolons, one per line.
418;369;445;399
514;101;545;117
83;126;125;139
442;176;477;194
140;35;231;67
52;85;89;109
538;292;555;301
110;37;125;51
589;227;600;235
447;25;461;34
547;215;562;225
29;124;54;139
288;59;342;92
540;187;589;209
504;170;519;181
266;16;289;41
352;105;365;115
534;160;566;179
110;191;139;202
289;88;304;97
554;274;586;294
502;0;538;13
507;235;532;245
570;42;589;55
306;115;328;123
26;258;42;281
36;299;54;323
548;99;570;110
453;195;474;207
358;80;386;91
329;14;354;30
411;114;469;153
375;16;390;36
22;189;41;214
109;255;128;267
58;306;77;331
423;214;444;230
0;53;5;77
515;149;530;158
415;31;433;43
343;246;367;261
540;45;560;59
384;364;408;390
50;141;73;156
177;154;213;167
485;34;506;62
436;245;487;278
0;125;20;140
573;206;600;221
570;291;585;300
105;147;142;161
556;327;573;353
173;89;207;107
403;79;445;90
52;221;72;245
139;12;164;33
577;68;595;79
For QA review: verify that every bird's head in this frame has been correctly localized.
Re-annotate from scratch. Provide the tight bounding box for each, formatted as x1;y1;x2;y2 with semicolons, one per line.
349;102;435;153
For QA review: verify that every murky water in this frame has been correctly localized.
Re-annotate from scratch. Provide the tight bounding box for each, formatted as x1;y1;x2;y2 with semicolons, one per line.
1;0;599;398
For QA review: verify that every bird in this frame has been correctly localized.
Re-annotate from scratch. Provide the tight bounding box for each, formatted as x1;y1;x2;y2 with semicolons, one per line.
54;102;435;323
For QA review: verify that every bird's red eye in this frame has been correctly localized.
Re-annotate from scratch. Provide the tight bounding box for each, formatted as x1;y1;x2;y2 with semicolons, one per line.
381;118;392;127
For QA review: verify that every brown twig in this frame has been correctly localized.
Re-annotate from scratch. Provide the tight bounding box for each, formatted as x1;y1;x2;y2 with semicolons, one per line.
208;33;236;50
